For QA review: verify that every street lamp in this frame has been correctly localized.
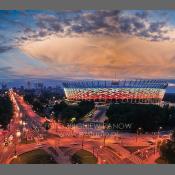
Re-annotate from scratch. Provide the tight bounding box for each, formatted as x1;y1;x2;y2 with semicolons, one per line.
19;120;23;125
22;121;27;126
96;145;103;163
145;150;148;159
158;126;162;139
16;130;21;138
136;127;142;143
70;117;76;124
103;134;107;147
155;126;163;154
14;130;21;159
81;134;85;149
92;146;95;156
102;159;106;164
84;124;88;134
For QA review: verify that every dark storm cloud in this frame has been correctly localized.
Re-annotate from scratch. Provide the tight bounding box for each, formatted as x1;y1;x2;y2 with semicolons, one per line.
135;11;149;19
149;21;166;33
0;10;173;54
35;14;64;33
0;66;12;71
0;45;13;53
116;13;169;41
68;10;121;34
17;10;172;43
0;66;30;79
0;66;16;78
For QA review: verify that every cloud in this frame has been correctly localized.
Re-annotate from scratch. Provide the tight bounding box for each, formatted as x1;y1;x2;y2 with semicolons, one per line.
18;10;175;44
0;66;12;72
0;66;17;79
1;10;175;80
20;34;175;79
0;45;13;53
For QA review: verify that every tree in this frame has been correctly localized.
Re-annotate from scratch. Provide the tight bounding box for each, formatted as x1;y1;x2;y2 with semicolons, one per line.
33;100;44;114
53;100;95;123
53;101;68;119
171;130;175;141
106;103;175;132
0;94;13;129
61;108;79;125
42;121;51;131
160;140;175;163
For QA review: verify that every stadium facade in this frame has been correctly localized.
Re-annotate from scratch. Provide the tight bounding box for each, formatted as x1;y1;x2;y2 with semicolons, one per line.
63;80;168;103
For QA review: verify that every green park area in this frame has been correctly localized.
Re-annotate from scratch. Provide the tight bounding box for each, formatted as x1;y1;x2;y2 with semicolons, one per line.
10;149;57;164
71;149;97;164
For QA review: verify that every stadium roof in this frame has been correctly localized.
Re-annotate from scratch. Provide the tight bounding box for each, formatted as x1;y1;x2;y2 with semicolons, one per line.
63;80;168;89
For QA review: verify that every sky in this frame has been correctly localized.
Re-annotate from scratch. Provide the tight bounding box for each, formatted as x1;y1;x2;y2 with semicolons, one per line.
1;10;175;82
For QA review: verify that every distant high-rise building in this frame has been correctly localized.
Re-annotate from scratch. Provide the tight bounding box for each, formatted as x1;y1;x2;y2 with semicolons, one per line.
20;86;24;91
27;81;31;89
38;82;44;90
1;82;7;90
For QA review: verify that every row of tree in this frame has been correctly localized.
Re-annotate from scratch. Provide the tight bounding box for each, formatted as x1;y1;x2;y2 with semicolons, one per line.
24;90;95;125
0;93;13;129
23;90;63;117
159;131;175;163
106;103;175;132
53;101;95;124
24;93;45;116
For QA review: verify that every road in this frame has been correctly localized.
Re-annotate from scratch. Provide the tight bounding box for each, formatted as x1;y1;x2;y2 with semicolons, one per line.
0;90;162;164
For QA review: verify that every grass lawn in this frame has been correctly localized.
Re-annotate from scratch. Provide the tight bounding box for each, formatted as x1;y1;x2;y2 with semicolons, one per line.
10;149;57;164
155;157;168;164
123;146;148;153
71;149;97;164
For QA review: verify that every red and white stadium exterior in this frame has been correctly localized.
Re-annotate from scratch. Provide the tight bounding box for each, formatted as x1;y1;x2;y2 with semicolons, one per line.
63;80;168;103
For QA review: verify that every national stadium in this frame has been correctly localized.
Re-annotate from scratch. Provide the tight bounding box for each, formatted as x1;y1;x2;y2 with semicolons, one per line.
63;80;168;103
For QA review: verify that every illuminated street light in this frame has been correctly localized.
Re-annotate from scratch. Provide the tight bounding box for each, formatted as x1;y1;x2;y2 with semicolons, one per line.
13;131;21;160
16;131;21;138
81;134;85;149
70;117;76;123
96;146;103;161
19;120;23;125
158;126;163;139
103;135;107;147
102;159;106;164
9;135;14;141
154;126;163;155
92;146;95;156
136;127;142;143
13;154;18;159
84;124;88;134
22;121;27;126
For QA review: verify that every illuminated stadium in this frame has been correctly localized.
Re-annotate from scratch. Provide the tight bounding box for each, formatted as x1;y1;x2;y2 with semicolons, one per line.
63;80;168;103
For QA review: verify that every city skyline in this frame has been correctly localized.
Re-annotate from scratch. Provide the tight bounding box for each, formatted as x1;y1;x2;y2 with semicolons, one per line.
1;10;175;80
